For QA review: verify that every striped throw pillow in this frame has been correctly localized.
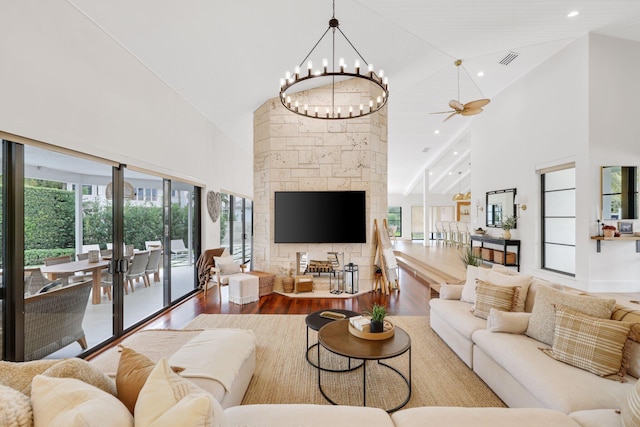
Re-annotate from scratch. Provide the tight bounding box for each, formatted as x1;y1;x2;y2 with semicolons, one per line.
542;306;632;379
473;280;519;320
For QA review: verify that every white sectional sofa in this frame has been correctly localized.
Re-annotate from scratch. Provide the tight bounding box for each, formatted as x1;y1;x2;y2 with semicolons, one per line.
429;264;640;427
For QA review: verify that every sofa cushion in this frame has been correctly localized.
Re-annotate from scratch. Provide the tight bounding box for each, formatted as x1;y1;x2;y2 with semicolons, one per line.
31;375;133;427
569;409;622;427
224;404;395;427
487;308;531;334
115;345;157;414
440;283;464;300
0;360;59;395
0;384;32;427
41;358;116;397
429;299;487;341
461;266;489;303
487;270;532;312
473;281;519;320
525;285;616;346
135;358;225;427
621;379;640;427
391;407;581;427
472;329;634;412
541;306;632;379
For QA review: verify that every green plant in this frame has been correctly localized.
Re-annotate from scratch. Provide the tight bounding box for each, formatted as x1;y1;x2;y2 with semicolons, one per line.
365;303;387;322
459;246;481;267
502;215;518;231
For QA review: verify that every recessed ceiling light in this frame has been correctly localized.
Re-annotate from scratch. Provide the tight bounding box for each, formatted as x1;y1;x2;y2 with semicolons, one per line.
453;151;458;155
434;130;440;134
477;71;484;77
429;172;433;175
567;10;579;18
448;172;452;175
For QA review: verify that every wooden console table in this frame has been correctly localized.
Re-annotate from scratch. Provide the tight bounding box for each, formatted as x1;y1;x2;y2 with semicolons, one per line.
470;235;521;271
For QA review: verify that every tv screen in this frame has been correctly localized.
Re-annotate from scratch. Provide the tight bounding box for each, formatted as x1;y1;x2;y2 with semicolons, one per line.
274;191;366;243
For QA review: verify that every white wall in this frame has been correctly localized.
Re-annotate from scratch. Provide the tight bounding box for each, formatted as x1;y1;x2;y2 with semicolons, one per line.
388;193;456;240
0;0;253;249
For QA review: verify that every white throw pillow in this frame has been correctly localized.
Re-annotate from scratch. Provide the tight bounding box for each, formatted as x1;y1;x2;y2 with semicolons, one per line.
213;255;234;268
135;358;225;427
218;262;241;275
486;308;532;334
31;375;132;427
461;266;489;303
439;284;464;300
486;270;533;312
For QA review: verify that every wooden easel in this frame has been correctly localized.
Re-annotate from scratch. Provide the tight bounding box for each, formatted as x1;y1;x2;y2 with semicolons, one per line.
374;219;400;294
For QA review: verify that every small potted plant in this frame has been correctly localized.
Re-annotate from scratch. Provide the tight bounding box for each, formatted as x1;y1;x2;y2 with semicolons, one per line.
501;215;518;239
603;224;616;238
365;303;387;333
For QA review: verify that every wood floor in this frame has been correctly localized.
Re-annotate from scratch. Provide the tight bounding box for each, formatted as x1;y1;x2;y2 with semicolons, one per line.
144;266;434;331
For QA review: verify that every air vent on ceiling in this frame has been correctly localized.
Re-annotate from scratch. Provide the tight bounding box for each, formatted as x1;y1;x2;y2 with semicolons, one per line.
499;51;519;66
422;147;430;153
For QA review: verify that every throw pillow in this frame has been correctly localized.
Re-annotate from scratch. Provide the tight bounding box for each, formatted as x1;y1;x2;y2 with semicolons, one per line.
213;255;234;269
473;280;519;320
621;379;640;427
0;384;32;427
541;306;632;379
31;375;133;427
439;283;464;300
486;270;533;312
218;261;241;275
135;358;225;427
461;266;489;303
487;308;532;334
115;345;156;414
0;360;59;396
525;285;616;346
41;358;116;397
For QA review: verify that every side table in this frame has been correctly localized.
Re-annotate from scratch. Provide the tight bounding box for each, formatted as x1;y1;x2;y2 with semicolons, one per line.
247;271;275;296
305;309;360;372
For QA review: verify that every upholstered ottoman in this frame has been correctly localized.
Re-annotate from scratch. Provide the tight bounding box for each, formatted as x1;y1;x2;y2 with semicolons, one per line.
228;273;260;305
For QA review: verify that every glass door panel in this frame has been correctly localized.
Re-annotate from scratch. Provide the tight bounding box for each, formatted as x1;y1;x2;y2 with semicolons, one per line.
23;145;113;359
122;169;163;329
170;181;197;302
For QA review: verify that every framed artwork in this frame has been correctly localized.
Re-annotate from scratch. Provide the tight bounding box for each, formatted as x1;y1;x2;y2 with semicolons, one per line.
618;221;634;234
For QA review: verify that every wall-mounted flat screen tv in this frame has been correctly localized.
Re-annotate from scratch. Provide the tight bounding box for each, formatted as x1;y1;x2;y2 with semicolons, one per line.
274;191;366;243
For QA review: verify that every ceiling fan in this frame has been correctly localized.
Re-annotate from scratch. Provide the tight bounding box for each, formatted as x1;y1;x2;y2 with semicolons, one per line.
431;59;490;122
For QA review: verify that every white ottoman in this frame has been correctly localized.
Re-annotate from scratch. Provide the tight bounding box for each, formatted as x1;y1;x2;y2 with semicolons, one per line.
228;273;260;305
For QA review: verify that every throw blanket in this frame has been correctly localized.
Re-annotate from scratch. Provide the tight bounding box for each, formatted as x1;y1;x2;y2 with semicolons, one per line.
196;248;225;289
168;329;255;392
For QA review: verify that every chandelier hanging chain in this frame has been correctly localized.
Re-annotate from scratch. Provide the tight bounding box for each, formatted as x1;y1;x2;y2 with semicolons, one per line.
279;0;389;120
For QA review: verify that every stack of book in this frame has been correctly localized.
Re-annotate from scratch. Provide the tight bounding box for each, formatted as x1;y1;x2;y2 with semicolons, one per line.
349;315;370;332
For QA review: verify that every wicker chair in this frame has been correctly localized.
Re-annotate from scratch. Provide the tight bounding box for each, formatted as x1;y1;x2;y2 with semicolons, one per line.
24;279;92;360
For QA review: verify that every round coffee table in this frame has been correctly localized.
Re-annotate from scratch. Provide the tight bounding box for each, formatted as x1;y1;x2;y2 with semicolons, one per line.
317;319;411;413
305;309;360;371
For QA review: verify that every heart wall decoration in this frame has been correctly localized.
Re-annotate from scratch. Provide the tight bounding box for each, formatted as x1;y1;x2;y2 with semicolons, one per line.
206;191;221;223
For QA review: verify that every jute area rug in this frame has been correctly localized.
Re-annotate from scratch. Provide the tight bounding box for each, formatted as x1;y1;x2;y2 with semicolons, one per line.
184;314;505;410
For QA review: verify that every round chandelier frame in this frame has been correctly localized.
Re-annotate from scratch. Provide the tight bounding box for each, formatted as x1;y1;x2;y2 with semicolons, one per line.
279;2;389;120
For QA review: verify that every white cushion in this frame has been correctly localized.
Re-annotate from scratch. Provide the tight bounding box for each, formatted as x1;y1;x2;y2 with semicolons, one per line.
218;262;241;275
486;270;533;312
429;299;486;341
0;384;32;427
487;308;531;334
569;409;621;427
214;255;234;269
392;407;580;427
31;375;132;427
440;284;464;300
461;266;489;303
134;358;225;427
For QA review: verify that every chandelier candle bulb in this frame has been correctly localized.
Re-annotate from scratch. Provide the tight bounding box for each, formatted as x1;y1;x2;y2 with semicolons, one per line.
294;100;299;112
368;63;374;76
354;59;360;74
294;66;300;79
304;104;308;114
323;58;328;73
307;61;313;76
376;96;381;107
360;104;364;114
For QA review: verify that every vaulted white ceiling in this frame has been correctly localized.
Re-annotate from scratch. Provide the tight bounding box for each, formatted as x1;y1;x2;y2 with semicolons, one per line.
66;0;640;197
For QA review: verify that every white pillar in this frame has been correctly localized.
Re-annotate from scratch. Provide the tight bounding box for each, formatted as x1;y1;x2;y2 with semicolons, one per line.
423;169;430;246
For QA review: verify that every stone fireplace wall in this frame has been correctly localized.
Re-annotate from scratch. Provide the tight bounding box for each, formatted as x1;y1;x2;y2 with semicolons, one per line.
253;79;388;291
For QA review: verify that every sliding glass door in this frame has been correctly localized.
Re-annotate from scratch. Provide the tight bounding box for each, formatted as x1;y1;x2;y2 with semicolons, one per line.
221;193;252;264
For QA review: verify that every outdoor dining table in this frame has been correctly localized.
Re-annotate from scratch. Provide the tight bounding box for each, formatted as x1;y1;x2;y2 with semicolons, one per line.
41;259;110;305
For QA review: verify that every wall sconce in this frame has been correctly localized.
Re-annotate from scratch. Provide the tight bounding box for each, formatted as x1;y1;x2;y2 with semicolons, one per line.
514;195;527;216
475;199;484;216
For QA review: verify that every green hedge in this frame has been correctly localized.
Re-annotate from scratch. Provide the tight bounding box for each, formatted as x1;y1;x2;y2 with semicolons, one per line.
24;248;76;266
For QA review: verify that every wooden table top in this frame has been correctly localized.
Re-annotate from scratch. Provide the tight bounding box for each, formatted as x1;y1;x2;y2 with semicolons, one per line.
41;258;110;274
318;319;410;360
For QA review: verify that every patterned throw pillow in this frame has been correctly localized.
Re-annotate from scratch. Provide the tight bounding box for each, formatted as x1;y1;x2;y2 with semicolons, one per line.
526;285;616;346
622;379;640;427
473;280;519;320
541;306;632;379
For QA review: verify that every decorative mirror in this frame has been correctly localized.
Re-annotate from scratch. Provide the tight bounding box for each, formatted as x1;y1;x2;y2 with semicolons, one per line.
601;166;639;220
485;188;516;228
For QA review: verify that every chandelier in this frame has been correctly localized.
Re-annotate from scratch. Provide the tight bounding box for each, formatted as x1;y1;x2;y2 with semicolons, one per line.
278;0;389;120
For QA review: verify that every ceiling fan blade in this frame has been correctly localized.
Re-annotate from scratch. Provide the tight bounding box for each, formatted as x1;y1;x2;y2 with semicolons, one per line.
443;112;458;122
464;99;490;110
460;108;483;116
429;110;455;115
449;100;464;110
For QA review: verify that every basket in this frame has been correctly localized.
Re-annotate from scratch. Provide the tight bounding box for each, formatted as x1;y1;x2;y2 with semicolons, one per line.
493;250;516;264
481;248;493;261
348;320;395;341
